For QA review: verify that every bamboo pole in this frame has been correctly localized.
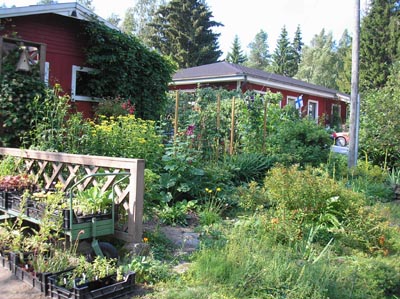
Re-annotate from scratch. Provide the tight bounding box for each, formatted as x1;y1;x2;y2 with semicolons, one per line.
174;90;179;142
216;94;221;160
230;97;235;155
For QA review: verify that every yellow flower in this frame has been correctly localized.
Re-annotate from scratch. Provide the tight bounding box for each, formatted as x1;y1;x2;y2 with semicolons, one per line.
143;237;149;243
216;187;221;192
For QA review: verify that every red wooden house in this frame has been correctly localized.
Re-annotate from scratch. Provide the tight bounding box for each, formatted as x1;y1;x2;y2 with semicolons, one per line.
0;3;117;118
170;62;350;128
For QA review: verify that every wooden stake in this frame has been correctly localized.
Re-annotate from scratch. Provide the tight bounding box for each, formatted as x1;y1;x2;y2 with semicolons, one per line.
174;90;179;142
230;97;235;155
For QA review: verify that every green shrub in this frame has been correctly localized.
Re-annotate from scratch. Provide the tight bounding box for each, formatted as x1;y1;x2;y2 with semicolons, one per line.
266;117;332;167
87;115;164;167
225;153;275;184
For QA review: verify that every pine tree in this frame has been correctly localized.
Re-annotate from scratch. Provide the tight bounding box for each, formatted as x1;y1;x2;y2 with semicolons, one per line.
272;26;297;77
360;0;400;90
226;35;247;64
147;0;223;68
246;29;270;70
292;25;303;74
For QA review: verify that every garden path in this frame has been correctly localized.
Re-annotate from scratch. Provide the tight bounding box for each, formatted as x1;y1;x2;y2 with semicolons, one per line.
0;266;45;299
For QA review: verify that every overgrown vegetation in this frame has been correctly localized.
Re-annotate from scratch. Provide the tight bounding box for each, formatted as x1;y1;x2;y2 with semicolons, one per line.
1;83;400;298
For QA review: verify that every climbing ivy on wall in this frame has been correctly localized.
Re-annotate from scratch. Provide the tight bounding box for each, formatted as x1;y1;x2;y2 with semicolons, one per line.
82;19;174;120
0;49;47;147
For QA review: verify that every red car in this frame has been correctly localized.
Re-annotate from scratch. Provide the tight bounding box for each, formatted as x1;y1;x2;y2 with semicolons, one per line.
331;132;350;147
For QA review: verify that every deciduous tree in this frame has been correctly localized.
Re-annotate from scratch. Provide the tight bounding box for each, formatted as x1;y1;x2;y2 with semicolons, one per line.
296;29;339;89
246;29;270;70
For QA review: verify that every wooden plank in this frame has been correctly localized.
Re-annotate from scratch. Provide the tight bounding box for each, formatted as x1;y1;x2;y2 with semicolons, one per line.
0;148;144;169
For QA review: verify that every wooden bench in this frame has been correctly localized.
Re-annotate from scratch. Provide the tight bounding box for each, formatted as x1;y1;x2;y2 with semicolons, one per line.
0;147;144;243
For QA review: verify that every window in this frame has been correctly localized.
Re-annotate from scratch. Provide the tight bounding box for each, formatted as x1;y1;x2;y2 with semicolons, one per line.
308;100;318;122
71;65;99;101
287;96;296;107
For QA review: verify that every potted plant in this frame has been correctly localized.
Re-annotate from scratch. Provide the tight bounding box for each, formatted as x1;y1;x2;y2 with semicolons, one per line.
48;256;135;298
0;174;38;211
73;186;113;222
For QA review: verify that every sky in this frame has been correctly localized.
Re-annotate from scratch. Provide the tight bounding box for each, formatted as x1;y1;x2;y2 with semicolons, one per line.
2;0;370;57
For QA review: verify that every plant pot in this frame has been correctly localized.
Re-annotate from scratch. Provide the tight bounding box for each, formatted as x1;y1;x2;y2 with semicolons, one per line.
48;271;136;299
7;192;24;212
0;191;8;209
74;212;112;224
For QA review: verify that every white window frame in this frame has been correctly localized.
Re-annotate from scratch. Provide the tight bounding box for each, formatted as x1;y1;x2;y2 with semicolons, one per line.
71;65;99;102
308;100;318;122
287;96;296;107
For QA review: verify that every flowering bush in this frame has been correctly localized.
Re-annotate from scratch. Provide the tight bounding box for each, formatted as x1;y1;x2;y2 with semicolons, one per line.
87;115;164;169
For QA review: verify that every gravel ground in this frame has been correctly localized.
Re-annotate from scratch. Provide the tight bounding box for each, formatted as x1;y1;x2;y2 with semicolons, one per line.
0;266;45;299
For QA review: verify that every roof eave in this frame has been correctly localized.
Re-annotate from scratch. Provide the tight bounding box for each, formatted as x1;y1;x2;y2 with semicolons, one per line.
0;3;118;30
172;75;348;102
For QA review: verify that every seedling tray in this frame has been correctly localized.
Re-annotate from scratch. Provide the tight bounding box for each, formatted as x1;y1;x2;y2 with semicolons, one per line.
48;271;136;299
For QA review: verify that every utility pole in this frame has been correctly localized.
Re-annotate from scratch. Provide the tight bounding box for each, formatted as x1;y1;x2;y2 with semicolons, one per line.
348;0;360;168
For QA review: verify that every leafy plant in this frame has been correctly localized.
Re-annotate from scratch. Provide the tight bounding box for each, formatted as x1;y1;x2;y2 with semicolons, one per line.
156;200;197;226
225;153;275;184
198;187;225;226
73;186;112;216
0;174;37;191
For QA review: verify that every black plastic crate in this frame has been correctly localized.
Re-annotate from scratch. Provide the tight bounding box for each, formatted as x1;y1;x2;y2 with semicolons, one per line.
48;271;136;299
0;191;7;209
0;252;10;270
8;193;25;212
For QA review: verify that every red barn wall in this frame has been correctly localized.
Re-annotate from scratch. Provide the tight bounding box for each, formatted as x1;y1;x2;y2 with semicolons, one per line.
1;14;95;118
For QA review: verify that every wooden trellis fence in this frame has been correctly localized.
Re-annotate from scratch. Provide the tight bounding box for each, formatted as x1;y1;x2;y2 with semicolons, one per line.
0;147;144;243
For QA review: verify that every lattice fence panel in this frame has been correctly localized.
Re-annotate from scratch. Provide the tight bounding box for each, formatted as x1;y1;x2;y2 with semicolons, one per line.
0;148;144;243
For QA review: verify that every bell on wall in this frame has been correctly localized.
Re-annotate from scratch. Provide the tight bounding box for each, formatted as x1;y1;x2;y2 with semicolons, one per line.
15;46;31;72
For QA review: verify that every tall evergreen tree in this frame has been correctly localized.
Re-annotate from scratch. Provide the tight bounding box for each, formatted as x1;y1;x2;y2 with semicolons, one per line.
272;26;297;77
226;35;247;64
296;29;339;89
360;0;400;91
336;30;352;94
147;0;223;68
292;25;303;74
246;29;270;70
